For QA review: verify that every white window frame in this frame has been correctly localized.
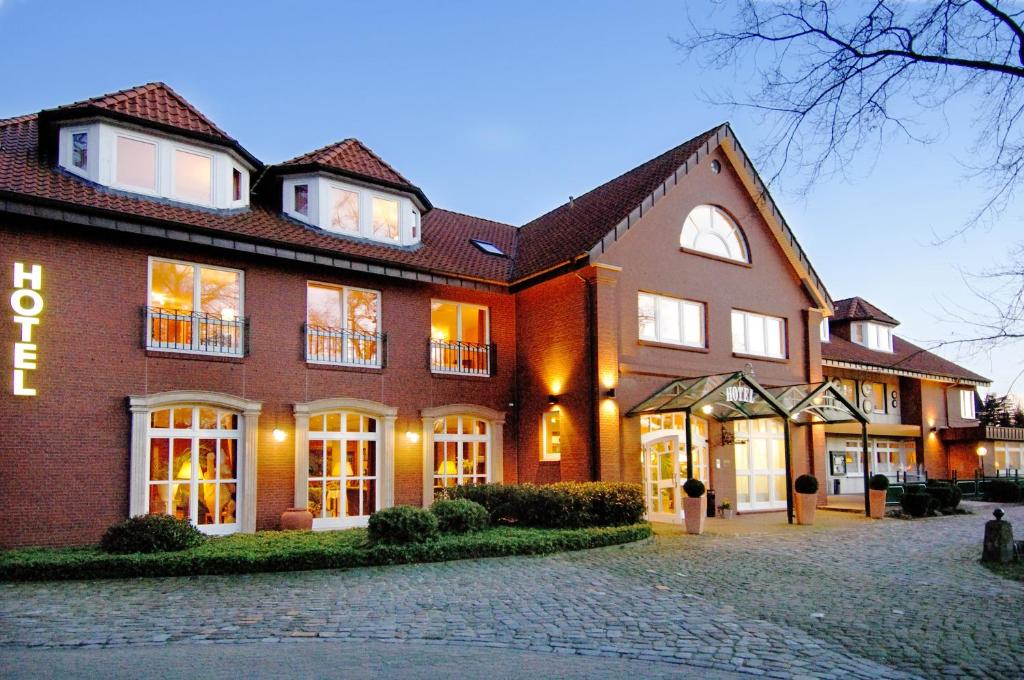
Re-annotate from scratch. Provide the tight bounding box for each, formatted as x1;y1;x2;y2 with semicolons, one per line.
680;204;749;263
429;299;491;376
960;389;977;420
430;415;491;495
147;257;245;357
370;193;401;242
305;281;383;367
637;292;705;348
114;132;160;196
820;317;830;342
541;410;562;461
731;309;786;359
420;404;505;507
171;146;215;207
994;441;1023;474
852;322;894;352
128;391;261;534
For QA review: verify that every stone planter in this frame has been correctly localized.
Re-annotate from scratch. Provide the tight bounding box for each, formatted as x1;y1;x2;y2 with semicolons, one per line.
720;507;734;520
869;489;887;519
795;492;817;525
280;507;313;531
683;496;706;534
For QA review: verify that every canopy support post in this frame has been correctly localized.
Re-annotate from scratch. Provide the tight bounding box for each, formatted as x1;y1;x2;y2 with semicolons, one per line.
783;417;794;525
684;409;694;480
862;421;870;517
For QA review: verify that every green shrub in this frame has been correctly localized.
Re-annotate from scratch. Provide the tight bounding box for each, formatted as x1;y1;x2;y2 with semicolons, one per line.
430;499;489;534
988;480;1023;503
100;515;205;554
794;474;819;494
367;506;438;545
442;482;644;528
869;474;890;491
682;478;705;498
925;483;962;511
899;490;935;518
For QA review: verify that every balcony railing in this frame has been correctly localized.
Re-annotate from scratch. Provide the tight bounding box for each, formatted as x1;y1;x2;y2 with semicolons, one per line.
145;307;246;356
429;339;494;376
306;324;385;368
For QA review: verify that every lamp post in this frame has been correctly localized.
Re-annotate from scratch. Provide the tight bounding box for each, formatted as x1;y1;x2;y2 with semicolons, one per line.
977;445;988;477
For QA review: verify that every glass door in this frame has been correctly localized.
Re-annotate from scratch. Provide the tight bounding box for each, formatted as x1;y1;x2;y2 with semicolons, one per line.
643;436;681;522
734;418;788;511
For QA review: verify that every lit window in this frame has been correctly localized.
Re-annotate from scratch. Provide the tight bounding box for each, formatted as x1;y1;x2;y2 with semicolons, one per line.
852;322;894;352
305;283;381;366
232;168;242;202
307;411;378;528
429;300;490;375
470;239;506;256
72;132;88;169
147;405;239;532
864;382;887;414
294;184;309;216
147;258;243;356
731;310;785;358
174;149;213;204
680;205;748;262
542;411;561;461
116;135;157;190
831;378;857;402
372;197;399;241
432;416;489;497
960;390;977;420
638;292;704;348
329;187;360;233
994;441;1023;473
820;317;830;342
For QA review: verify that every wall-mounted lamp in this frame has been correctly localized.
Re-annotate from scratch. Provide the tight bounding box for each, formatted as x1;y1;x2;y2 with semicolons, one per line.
547;395;560;406
272;428;287;443
604;388;616;399
406;430;420;444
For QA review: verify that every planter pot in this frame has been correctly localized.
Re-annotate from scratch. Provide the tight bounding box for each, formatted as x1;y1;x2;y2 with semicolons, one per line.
683;496;706;534
869;489;887;519
795;492;817;525
720;508;734;520
280;507;313;531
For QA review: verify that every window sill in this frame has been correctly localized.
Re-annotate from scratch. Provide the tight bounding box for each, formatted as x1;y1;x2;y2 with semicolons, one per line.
145;349;244;364
306;361;382;373
731;352;789;364
539;458;561;465
679;247;752;268
430;369;492;380
638;339;709;353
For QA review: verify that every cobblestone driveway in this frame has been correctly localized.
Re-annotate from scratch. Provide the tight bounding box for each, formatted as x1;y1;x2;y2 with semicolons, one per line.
1;502;1021;679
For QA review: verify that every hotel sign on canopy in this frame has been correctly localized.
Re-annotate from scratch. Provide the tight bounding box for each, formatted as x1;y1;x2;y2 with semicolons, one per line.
10;262;43;396
725;385;756;404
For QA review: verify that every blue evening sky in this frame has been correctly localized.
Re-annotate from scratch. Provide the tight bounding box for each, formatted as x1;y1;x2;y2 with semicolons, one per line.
1;1;1019;394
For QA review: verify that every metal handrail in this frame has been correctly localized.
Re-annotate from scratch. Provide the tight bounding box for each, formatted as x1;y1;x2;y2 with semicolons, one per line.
145;306;245;356
305;324;385;367
428;339;493;376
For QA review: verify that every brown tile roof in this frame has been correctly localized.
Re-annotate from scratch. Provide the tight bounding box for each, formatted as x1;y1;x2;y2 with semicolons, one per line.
822;334;989;383
278;138;412;186
511;127;720;279
0;114;515;282
832;297;899;325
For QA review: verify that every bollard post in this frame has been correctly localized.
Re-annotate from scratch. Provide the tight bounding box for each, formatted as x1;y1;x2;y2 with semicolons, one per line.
982;508;1015;564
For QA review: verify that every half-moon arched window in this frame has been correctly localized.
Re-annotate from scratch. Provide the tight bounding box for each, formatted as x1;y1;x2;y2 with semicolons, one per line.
680;205;749;262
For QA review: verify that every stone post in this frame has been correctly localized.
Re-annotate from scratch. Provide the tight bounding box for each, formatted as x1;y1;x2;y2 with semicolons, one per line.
982;508;1015;564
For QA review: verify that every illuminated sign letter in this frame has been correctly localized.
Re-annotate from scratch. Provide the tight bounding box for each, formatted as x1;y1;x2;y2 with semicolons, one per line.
10;262;42;396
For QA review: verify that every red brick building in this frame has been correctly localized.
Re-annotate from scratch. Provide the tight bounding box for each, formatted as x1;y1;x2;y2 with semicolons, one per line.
0;83;995;547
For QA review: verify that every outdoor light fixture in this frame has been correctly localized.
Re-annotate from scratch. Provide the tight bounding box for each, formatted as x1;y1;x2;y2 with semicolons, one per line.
977;446;988;457
272;428;286;443
701;404;713;415
406;430;420;443
604;388;616;399
547;395;559;406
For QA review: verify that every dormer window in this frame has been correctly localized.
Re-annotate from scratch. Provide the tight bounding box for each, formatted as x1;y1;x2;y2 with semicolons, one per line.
57;122;252;209
372;197;399;241
294;185;309;216
851;321;893;352
329;187;358;233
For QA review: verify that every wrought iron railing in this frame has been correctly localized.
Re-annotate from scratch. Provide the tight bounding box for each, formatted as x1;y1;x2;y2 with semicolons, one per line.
145;307;246;356
306;324;385;367
428;339;494;376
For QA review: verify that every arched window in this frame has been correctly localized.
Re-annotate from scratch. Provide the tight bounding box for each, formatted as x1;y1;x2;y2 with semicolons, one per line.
680;205;748;262
420;404;505;506
306;410;379;527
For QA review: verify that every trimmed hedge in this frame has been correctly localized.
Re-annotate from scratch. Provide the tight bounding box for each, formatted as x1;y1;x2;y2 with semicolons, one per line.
869;474;890;492
900;489;935;518
367;506;439;545
987;479;1023;503
431;499;489;534
924;483;962;511
794;474;818;494
441;482;645;528
100;515;205;554
0;524;652;582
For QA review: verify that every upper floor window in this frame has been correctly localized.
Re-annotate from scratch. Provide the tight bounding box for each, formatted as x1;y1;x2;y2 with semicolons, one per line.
731;309;785;359
680;205;749;263
832;377;857;402
305;282;382;367
372;197;399;241
429;300;491;376
71;132;88;170
174;149;213;205
863;381;888;414
117;135;158;191
820;317;830;342
147;257;244;356
851;322;894;352
959;389;977;420
637;292;705;348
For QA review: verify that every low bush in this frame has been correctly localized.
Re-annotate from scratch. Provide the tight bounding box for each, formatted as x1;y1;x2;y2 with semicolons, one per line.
925;483;962;512
988;479;1023;503
100;515;205;554
869;474;890;491
899;490;935;518
682;478;706;499
430;498;489;534
0;524;653;582
794;474;819;494
442;482;644;528
367;506;438;545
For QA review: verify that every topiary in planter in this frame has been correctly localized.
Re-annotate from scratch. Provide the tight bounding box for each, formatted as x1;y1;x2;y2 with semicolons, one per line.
682;478;706;498
430;498;489;534
794;474;819;494
869;474;890;491
988;479;1023;503
100;515;205;554
367;506;439;545
899;490;935;518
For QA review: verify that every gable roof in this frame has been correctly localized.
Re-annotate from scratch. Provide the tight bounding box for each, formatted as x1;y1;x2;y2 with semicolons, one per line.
36;82;260;168
822;334;990;385
833;297;899;325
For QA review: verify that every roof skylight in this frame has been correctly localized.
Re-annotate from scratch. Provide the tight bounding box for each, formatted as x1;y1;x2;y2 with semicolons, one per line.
470;238;506;256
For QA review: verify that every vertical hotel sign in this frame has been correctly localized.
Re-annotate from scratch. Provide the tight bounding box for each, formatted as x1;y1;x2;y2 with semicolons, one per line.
10;262;43;396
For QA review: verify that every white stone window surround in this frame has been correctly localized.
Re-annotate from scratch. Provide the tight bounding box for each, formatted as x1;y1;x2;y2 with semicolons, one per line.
420;404;505;507
293;397;398;527
57;120;251;209
128;390;262;534
281;173;422;247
